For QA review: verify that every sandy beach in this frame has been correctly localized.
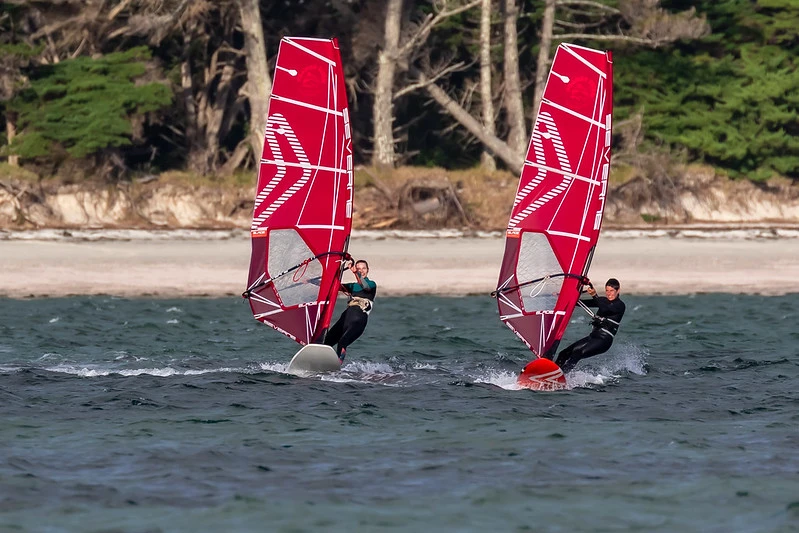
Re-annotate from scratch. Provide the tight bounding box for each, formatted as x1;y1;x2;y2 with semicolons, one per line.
1;230;798;298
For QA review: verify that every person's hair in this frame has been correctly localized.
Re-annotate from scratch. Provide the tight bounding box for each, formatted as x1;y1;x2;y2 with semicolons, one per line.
605;278;620;290
355;260;369;270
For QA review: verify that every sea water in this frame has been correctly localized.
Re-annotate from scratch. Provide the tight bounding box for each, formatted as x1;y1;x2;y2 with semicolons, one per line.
1;294;797;532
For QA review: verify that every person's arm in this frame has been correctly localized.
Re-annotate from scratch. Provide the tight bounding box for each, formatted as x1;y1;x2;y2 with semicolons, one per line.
359;277;377;300
580;285;600;307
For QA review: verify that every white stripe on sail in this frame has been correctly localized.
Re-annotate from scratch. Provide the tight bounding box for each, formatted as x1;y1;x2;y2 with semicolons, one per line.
297;224;346;230
261;159;348;175
524;163;601;187
285;38;337;66
546;230;591;243
510;112;572;226
562;44;608;78
270;94;343;117
252;114;311;229
542;99;606;129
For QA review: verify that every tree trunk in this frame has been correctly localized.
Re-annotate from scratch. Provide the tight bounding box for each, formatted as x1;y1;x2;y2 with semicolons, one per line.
237;0;271;161
479;0;496;171
372;0;403;169
502;0;526;157
532;0;556;119
6;112;19;167
204;62;235;171
180;31;207;174
420;72;523;174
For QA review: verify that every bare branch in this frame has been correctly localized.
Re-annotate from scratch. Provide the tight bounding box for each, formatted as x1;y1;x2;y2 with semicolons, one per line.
107;0;134;21
554;32;671;46
394;61;468;99
414;69;524;174
396;0;480;59
555;19;605;30
556;0;619;14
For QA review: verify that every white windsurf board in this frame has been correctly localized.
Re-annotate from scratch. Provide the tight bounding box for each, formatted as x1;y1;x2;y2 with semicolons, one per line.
287;344;342;374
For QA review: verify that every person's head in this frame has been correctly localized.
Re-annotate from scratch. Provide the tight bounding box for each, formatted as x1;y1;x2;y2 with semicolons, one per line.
355;260;369;277
605;278;620;300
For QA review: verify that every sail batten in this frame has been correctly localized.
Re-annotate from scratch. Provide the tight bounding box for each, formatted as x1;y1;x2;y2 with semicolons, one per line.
495;43;613;362
245;37;353;347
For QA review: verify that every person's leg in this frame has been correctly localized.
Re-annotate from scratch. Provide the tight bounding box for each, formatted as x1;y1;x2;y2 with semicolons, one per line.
324;312;346;348
334;309;368;360
555;336;590;370
556;335;612;373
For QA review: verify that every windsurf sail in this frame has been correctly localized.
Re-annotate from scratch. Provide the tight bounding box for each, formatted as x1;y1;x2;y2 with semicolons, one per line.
494;43;613;365
243;37;353;346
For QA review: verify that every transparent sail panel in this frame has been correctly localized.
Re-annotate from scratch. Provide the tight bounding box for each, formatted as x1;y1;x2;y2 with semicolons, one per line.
267;229;323;308
516;232;561;312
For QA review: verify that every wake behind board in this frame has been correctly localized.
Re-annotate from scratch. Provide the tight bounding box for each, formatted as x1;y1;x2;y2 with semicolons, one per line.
517;358;567;391
287;344;342;374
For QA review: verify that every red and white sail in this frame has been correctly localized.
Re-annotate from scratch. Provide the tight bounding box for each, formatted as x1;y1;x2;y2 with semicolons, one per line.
495;43;613;362
245;37;353;346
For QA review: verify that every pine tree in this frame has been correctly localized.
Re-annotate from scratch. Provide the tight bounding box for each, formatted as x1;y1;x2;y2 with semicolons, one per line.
7;47;172;163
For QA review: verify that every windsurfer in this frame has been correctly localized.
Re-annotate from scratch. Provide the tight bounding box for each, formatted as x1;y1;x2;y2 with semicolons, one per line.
323;259;377;361
554;278;625;373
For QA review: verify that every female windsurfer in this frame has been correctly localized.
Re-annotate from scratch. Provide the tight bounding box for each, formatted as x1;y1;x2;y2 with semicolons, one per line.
323;259;376;361
554;278;625;373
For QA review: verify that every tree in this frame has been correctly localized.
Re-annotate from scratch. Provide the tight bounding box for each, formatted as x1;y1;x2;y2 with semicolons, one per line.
617;0;799;179
478;0;496;170
1;39;41;167
371;0;481;169
372;0;403;169
532;0;711;114
6;47;172;173
501;0;527;157
235;0;271;170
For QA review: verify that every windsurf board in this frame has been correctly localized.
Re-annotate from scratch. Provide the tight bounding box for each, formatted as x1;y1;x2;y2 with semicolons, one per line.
517;358;567;391
287;344;342;374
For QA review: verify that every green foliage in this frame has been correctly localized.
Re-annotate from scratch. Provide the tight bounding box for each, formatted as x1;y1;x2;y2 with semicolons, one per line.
617;1;799;180
7;47;172;160
3;0;798;184
640;213;662;223
0;42;42;60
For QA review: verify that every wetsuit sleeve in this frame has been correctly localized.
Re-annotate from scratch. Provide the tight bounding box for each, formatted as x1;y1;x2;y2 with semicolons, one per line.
580;296;600;308
596;297;624;318
357;278;377;301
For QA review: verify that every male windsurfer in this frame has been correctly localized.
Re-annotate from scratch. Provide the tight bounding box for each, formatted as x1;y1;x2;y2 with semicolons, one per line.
323;259;377;361
554;278;625;373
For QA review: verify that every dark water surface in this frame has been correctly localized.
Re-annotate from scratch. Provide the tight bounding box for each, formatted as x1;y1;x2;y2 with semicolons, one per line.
1;295;798;532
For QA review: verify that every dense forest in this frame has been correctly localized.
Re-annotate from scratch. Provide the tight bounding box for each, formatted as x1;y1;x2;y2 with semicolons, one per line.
0;0;797;185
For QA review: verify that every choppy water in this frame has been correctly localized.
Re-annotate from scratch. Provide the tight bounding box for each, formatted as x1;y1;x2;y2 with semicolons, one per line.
1;294;798;532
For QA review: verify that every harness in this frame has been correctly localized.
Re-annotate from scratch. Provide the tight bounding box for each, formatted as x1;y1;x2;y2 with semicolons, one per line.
348;296;373;315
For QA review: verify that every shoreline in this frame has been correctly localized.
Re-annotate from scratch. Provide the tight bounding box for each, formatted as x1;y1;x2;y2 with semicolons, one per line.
2;229;798;298
3;223;799;242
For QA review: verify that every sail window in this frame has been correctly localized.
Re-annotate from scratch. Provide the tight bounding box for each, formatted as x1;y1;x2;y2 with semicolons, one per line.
267;229;322;308
516;231;561;312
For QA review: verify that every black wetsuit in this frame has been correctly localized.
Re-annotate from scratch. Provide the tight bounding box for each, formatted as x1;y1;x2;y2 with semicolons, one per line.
555;294;626;373
323;277;376;360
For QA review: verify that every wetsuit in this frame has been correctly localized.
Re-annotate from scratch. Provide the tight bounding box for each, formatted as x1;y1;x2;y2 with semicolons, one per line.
323;277;377;360
555;294;626;373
